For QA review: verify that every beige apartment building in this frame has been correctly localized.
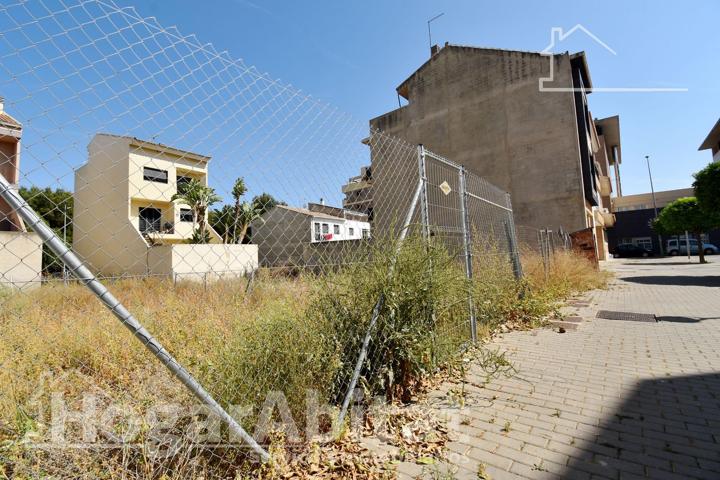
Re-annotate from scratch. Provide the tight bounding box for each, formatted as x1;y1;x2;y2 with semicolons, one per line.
0;97;42;290
73;134;257;279
608;188;720;255
366;44;620;260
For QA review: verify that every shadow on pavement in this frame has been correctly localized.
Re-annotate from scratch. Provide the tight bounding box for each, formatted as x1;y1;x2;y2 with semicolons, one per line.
621;262;702;266
622;276;720;287
559;373;720;479
657;316;720;323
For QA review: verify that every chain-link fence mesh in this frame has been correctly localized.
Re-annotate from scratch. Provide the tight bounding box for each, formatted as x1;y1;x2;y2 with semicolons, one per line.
515;225;574;280
0;0;525;476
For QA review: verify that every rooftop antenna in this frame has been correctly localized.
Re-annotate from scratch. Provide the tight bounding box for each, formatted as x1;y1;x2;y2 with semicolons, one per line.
427;13;444;51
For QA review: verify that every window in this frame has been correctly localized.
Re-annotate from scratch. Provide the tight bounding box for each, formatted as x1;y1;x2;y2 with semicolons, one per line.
349;227;354;236
314;222;321;241
139;207;162;233
322;223;329;234
630;237;652;251
179;208;193;222
362;229;370;239
176;175;193;192
333;224;340;235
143;167;168;184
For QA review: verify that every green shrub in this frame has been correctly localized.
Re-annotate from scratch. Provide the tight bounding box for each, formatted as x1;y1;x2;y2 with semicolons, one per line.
313;234;471;403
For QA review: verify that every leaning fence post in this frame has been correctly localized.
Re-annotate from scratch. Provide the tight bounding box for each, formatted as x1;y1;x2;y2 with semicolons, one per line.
336;166;426;430
458;166;477;342
0;175;270;462
503;192;523;280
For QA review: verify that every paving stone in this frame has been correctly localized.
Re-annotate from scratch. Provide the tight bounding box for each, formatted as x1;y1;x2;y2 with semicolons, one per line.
423;258;720;479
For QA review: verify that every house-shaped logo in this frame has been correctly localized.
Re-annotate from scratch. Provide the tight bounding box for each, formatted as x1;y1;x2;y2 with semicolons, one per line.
539;24;687;93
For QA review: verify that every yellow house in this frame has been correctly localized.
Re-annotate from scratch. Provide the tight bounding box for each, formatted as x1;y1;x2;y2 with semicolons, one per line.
73;133;257;280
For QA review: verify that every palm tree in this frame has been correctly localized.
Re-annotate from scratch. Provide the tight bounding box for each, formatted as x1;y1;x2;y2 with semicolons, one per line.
236;201;264;243
210;205;236;243
231;177;247;243
171;179;222;243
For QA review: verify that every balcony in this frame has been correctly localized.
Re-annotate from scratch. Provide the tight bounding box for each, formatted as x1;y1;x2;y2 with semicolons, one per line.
342;178;372;194
593;208;615;228
599;175;612;197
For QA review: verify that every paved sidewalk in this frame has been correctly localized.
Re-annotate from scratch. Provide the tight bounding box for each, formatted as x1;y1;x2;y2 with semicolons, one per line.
426;257;720;479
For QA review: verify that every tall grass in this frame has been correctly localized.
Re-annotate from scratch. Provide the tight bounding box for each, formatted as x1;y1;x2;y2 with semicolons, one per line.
0;234;606;478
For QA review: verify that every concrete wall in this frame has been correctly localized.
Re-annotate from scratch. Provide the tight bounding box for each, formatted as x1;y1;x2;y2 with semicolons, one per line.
148;243;258;281
0;231;42;291
302;239;368;271
369;47;587;235
252;207;308;267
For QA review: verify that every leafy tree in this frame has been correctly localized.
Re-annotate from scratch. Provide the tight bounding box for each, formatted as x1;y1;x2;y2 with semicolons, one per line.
170;179;221;244
210;202;264;244
235;201;264;244
251;192;284;216
18;186;73;273
190;228;211;245
209;205;235;243
693;162;720;215
209;186;282;244
653;197;720;264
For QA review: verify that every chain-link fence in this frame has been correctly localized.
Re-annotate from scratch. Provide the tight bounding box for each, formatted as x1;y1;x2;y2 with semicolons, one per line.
515;225;574;280
0;0;524;476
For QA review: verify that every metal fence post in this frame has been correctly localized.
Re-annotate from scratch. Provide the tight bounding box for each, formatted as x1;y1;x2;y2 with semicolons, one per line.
458;166;477;343
417;144;430;240
548;229;556;257
542;229;550;280
336;172;426;430
503;192;523;280
0;176;270;462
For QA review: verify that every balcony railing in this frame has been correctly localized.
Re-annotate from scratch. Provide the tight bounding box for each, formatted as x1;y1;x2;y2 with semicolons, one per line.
140;220;174;235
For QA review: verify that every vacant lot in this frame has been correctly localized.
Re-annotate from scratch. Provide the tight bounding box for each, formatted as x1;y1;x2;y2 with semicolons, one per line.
0;238;606;479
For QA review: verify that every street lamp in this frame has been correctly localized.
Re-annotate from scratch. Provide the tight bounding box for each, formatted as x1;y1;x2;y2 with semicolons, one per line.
645;155;663;256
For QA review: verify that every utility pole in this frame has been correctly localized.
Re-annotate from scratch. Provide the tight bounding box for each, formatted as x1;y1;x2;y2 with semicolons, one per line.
646;155;663;256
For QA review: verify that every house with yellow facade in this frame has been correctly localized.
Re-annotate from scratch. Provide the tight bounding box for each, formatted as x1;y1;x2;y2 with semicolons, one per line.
73;133;257;280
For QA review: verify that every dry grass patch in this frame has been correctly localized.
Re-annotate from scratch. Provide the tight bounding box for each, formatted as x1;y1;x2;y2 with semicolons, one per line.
0;237;608;478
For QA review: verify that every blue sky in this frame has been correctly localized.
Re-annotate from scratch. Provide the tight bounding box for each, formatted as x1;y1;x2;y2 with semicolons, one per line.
2;0;717;206
111;0;719;195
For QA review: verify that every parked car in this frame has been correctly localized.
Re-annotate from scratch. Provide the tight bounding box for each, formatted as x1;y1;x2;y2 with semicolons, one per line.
666;238;719;256
613;243;651;258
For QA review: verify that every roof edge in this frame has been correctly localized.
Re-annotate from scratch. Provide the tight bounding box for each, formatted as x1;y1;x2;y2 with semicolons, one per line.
699;118;720;151
94;133;211;162
395;44;582;100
